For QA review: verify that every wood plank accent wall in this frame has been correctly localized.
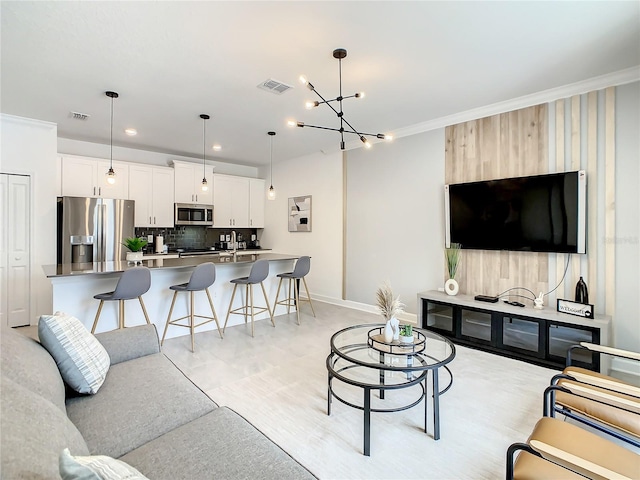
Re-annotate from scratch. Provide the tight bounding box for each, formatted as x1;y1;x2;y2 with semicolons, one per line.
445;90;615;313
445;105;549;299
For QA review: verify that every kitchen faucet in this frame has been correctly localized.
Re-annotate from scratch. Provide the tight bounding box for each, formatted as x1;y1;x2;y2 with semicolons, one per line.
231;230;237;253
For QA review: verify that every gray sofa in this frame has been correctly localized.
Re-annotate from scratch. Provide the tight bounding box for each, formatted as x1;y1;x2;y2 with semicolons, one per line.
1;324;316;479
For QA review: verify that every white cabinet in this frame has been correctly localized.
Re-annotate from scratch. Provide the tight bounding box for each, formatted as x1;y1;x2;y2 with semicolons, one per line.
60;155;129;199
249;178;265;228
213;174;250;227
173;161;213;205
128;165;175;228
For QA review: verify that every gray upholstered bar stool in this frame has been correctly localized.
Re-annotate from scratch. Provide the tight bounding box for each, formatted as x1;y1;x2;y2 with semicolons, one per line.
91;266;151;333
224;259;274;337
273;256;316;325
161;262;223;352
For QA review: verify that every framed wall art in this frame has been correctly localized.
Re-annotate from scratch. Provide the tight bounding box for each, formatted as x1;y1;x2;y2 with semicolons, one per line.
288;195;312;232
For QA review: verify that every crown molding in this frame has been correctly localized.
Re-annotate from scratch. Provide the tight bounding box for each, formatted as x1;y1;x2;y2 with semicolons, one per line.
389;66;640;139
1;113;57;130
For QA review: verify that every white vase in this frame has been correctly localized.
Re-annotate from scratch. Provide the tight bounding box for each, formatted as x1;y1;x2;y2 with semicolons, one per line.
383;321;394;343
445;278;459;296
389;317;400;340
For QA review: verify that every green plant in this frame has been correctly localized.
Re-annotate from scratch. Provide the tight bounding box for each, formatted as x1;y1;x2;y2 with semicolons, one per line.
399;324;413;337
122;237;148;252
445;243;462;279
375;283;405;321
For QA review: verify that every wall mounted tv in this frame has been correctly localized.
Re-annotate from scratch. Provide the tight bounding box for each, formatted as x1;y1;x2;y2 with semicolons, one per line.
445;171;586;254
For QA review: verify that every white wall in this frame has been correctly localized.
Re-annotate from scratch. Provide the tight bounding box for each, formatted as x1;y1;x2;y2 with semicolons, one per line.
260;150;343;301
345;130;446;314
1;114;58;324
614;81;640;368
58;138;259;178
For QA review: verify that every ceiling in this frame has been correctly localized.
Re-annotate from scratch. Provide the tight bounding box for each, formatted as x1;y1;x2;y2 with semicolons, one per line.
2;1;639;167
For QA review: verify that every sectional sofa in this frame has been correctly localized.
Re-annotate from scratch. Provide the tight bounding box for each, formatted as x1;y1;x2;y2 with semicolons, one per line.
1;323;316;479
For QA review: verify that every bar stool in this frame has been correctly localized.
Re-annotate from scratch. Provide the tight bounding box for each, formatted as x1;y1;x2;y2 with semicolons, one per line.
91;266;151;333
161;262;223;352
224;259;274;337
273;256;316;325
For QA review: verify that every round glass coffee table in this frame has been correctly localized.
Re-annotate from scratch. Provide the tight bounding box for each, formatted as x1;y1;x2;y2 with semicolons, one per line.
326;324;455;456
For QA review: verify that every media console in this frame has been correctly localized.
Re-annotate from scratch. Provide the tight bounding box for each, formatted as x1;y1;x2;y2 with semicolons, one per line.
417;290;611;373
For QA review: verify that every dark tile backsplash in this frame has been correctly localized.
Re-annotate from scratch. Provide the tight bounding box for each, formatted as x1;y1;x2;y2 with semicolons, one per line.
134;226;259;251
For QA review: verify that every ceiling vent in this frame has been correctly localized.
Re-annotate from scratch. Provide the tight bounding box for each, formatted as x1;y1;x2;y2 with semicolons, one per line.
70;111;90;120
257;78;293;95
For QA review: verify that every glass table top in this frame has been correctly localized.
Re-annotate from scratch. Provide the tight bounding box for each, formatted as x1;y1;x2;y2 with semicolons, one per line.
330;324;455;372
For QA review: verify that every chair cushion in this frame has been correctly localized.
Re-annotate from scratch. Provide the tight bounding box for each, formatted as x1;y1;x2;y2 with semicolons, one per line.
59;448;148;480
526;417;640;478
556;378;640;437
513;450;584;480
38;313;110;394
66;353;217;458
231;276;251;284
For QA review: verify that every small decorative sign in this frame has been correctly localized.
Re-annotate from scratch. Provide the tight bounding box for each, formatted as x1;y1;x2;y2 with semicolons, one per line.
557;299;594;319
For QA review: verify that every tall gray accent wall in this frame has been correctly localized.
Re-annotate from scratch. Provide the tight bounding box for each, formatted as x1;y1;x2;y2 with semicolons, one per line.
614;81;640;355
345;129;445;314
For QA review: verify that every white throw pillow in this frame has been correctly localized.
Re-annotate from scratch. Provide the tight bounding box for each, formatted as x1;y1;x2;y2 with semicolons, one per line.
38;313;110;394
59;448;148;480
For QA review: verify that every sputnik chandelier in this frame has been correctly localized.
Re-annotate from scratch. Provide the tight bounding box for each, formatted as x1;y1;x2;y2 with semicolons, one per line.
288;48;393;150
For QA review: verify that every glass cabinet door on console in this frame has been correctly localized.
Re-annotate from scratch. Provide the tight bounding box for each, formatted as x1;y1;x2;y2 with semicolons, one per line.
424;302;455;334
499;316;544;359
460;308;492;345
548;323;599;370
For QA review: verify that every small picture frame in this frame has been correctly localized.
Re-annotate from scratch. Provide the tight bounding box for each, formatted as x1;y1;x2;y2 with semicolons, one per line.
288;195;312;232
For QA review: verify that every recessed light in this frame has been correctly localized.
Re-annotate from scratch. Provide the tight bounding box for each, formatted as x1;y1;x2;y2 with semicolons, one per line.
212;144;221;151
124;128;137;136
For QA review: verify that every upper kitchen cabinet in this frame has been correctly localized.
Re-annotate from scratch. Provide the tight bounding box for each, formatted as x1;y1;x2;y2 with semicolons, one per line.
173;160;213;205
60;155;129;199
128;165;175;228
249;178;265;228
213;174;250;227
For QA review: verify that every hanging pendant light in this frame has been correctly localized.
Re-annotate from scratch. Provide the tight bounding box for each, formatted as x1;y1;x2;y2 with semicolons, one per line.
200;114;210;191
105;91;119;185
267;131;276;200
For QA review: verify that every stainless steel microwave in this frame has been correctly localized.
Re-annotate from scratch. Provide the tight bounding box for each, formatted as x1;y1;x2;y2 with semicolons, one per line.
174;203;213;226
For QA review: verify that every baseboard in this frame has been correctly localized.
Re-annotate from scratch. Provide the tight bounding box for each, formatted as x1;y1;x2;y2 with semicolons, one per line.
611;357;640;380
302;294;418;325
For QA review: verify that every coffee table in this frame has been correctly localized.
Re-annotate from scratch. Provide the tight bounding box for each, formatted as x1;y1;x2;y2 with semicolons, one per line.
326;324;455;456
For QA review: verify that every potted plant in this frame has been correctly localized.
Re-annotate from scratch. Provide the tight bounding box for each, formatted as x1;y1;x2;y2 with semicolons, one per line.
445;242;461;296
123;237;147;263
376;283;405;342
399;324;413;343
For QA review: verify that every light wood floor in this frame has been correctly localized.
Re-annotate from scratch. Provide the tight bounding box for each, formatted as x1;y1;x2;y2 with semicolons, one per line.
18;302;637;478
160;301;558;479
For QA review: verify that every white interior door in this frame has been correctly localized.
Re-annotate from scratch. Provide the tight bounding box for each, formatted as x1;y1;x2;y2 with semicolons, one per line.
0;174;31;327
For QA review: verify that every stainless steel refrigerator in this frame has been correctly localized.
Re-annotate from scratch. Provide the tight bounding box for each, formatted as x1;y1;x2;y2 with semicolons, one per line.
57;197;135;264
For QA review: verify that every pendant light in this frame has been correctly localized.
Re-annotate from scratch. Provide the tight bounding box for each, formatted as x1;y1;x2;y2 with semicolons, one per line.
105;91;119;185
200;114;210;191
267;131;276;200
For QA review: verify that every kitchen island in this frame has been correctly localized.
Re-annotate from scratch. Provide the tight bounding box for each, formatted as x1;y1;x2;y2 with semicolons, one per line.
43;253;300;339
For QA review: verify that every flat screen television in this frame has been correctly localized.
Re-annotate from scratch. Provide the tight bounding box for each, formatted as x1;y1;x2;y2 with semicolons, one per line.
445;171;586;253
